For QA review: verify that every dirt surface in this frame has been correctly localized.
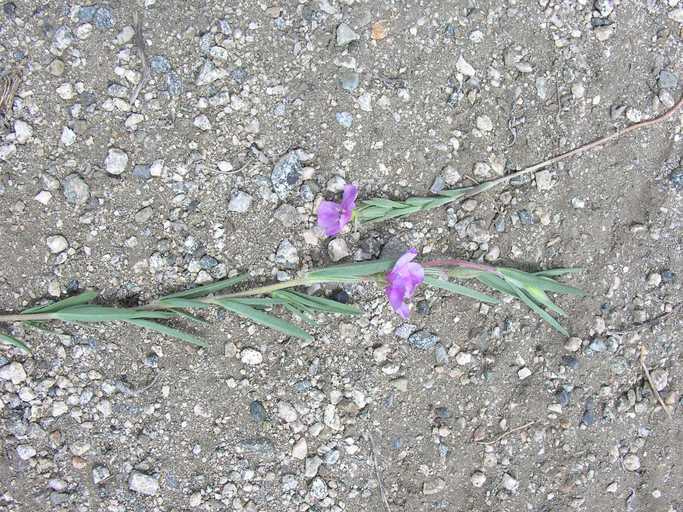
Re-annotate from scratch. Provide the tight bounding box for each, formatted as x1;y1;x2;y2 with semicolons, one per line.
1;0;682;511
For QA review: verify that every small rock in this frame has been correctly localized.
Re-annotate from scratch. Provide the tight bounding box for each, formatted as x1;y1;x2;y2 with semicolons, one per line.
391;377;408;392
274;204;299;226
408;330;439;350
278;402;298;423
443;165;462;185
193;114;212;131
92;465;110;485
228;191;253;212
422;478;445;495
564;337;582;352
94;6;114;29
456;55;476;76
292;438;307;460
104;148;129;175
338;70;360;92
476;115;493;132
668;8;683;23
328;238;350;261
430;175;445;194
471;471;486;488
571;197;586;209
649;369;668;392
305;456;322;478
623;454;640;472
0;362;27;384
16;445;36;460
53;26;74;50
657;70;678;90
60;127;76;146
249;400;267;422
455;352;472;365
535;170;552;191
589;338;607;352
47;235;69;254
128;472;159;496
56;83;75;100
336;23;360;46
271;151;302;199
13;120;33;144
336;111;353;128
275;239;299;269
34;191;53;205
518;367;532;380
241;348;263;366
310;477;328;500
150;55;171;73
646;272;662;288
502;473;519;492
134;207;153;224
63;174;90;205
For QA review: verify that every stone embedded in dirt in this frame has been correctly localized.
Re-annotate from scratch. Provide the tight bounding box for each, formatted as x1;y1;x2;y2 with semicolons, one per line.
455;352;472;365
62;174;90;205
249;400;267;422
335;112;352;128
292;438;307;459
228;191;253;212
278;401;298;423
46;235;69;254
502;473;519;492
274;204;300;226
456;55;476;76
623;454;641;472
309;477;328;500
193;114;211;131
646;272;662;287
476;115;493;132
0;362;27;384
408;330;439;350
128;471;159;495
422;478;445;495
518;367;532;380
271;151;303;199
16;445;36;460
92;465;110;485
305;456;322;478
564;337;582;352
134;207;153;225
471;471;487;488
327;238;350;262
338;70;360;92
275;239;299;269
336;23;359;46
443;164;462;185
104;148;129;175
13;120;33;144
649;369;668;392
241;348;263;366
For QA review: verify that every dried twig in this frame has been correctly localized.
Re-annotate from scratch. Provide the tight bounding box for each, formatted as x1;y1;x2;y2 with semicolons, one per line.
129;12;150;105
475;421;536;445
639;346;672;419
365;432;392;512
0;68;21;126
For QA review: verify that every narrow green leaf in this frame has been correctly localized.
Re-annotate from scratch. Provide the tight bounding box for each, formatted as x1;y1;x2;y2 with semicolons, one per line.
359;198;407;209
500;269;586;296
22;290;99;314
424;276;500;304
283;304;319;327
126;319;207;347
308;259;393;281
439;186;475;198
215;300;312;341
513;288;569;336
227;298;287;307
525;287;567;317
273;291;361;315
534;268;582;277
476;273;517;296
51;305;177;322
158;298;210;309
161;274;249;299
171;309;210;325
0;332;30;353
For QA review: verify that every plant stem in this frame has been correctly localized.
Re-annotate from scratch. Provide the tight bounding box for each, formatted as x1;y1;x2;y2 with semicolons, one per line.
423;258;497;273
209;276;314;299
0;312;54;322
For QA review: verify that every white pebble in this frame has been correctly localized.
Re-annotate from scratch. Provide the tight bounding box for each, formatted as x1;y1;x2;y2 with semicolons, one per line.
240;348;263;365
46;235;68;254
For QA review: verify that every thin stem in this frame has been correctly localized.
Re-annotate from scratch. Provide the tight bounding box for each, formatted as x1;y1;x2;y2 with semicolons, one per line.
0;312;55;322
209;276;314;299
423;258;497;273
472;94;683;194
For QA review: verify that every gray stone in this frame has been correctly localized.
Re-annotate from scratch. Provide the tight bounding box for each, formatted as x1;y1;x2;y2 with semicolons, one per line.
196;60;224;86
238;438;274;457
309;477;328;500
471;471;486;488
336;23;359;46
0;362;27;384
423;478;445;495
13;120;32;144
649;369;668;392
275;239;299;269
92;465;110;485
134;207;154;224
228;191;253;212
16;445;36;460
166;72;183;96
241;348;263;365
94;6;114;29
63;174;90;205
328;238;350;261
430;175;445;194
408;330;439;350
394;323;417;339
502;473;519;492
249;400;267;422
338;70;360;92
336;112;353;128
305;456;322;478
104;148;128;175
271;151;302;199
47;235;68;254
53;26;74;50
150;55;171;73
623;454;640;472
128;471;159;496
274;204;300;226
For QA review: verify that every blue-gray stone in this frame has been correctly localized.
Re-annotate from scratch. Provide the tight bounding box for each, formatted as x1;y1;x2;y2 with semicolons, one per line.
271;151;302;199
132;164;151;180
589;338;607;352
249;400;267;422
166;72;183;96
150;55;171;74
430;176;445;194
408;330;439;350
336;111;353;128
338;70;360;92
231;67;248;83
199;255;218;269
658;70;678;90
517;209;535;225
557;389;571;407
661;270;674;283
670;168;683;189
78;5;97;22
94;6;114;29
561;355;579;370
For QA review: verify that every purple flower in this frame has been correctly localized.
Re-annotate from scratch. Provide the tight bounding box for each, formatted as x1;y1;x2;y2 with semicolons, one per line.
317;184;358;236
384;248;424;319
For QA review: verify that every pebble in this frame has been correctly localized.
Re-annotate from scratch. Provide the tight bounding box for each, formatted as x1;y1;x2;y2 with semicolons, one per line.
646;272;661;287
471;471;487;488
502;473;519;492
336;23;359;46
241;348;263;366
328;238;350;261
278;402;298;423
275;239;299;269
535;170;552;191
407;330;439;350
518;367;532;380
476;115;493;132
53;26;74;50
134;207;153;224
338;70;360;92
193;114;212;131
47;235;69;254
649;369;668;392
292;438;307;460
56;83;75;100
455;352;472;365
34;191;52;205
305;456;322;478
669;8;683;23
271;151;302;199
561;356;580;370
310;477;328;500
150;55;171;73
589;338;607;352
658;70;678;90
249;400;267;422
274;204;299;226
16;445;36;460
571;197;586;209
0;362;27;384
456;55;476;76
63;174;90;205
228;191;253;213
336;111;353;128
423;478;445;495
128;471;159;495
623;454;640;472
564;337;582;352
94;6;114;29
60;127;76;146
13;120;33;144
104;148;129;175
92;465;110;484
443;165;462;185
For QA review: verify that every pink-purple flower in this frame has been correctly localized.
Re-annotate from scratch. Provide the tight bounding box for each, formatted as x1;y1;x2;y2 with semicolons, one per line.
317;184;358;236
384;248;424;319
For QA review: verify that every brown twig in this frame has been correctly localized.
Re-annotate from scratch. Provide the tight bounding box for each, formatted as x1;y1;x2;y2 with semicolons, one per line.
639;346;672;420
607;302;681;336
129;12;150;105
468;94;683;196
366;433;392;512
475;421;536;445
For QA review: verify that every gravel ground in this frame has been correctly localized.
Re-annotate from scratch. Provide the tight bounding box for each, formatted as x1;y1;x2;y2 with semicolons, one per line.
1;1;682;511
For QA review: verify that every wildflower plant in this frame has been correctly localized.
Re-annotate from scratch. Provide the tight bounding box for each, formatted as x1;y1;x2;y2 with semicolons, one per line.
0;250;584;352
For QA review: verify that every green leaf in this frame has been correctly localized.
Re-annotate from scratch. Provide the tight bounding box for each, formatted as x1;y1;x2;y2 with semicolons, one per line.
500;269;586;297
158;298;210;309
227;298;287;307
214;299;312;341
424;276;500;304
525;287;567;317
22;290;99;314
170;309;210;325
283;304;319;327
161;274;249;300
273;291;361;315
359;198;407;209
439;186;475;198
50;305;177;322
309;259;394;282
513;288;569;336
126;319;207;347
534;268;582;277
476;273;517;296
0;332;30;353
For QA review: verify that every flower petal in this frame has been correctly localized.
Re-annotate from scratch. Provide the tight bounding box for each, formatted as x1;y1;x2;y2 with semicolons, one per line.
340;184;359;212
385;283;410;318
392;247;418;271
317;201;343;236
